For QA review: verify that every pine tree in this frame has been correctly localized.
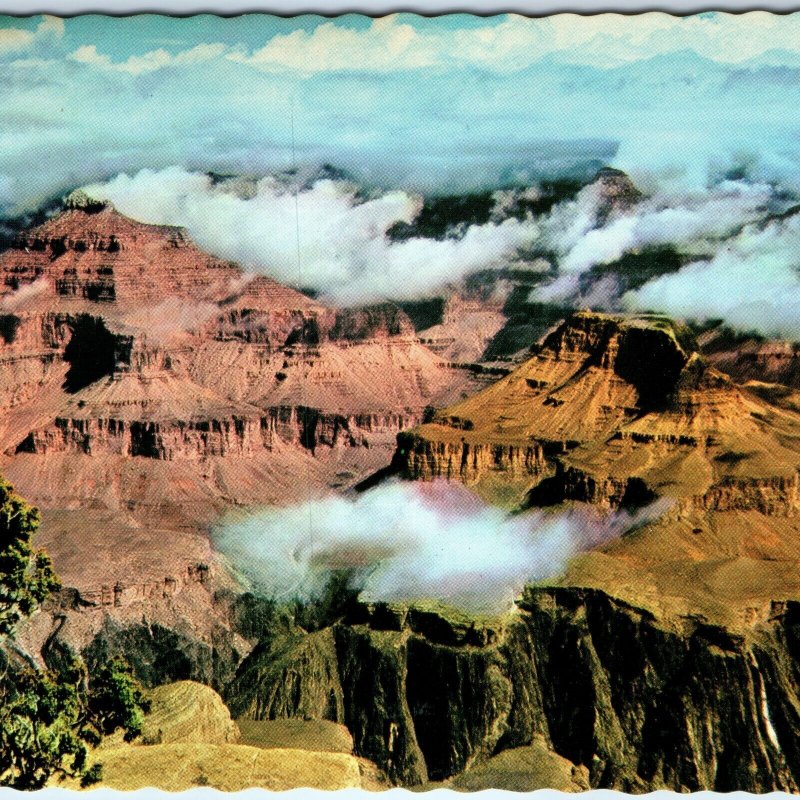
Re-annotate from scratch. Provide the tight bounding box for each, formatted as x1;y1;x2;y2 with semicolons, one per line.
0;478;149;788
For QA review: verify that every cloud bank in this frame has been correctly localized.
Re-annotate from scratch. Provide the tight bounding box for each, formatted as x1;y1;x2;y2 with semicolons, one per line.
78;166;800;339
3;13;800;210
624;213;800;340
544;180;772;277
82;167;539;302
212;481;666;614
2;13;800;336
53;14;800;75
521;175;800;340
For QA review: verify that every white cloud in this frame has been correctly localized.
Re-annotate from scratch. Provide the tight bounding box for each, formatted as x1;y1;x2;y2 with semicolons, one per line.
0;175;13;206
229;16;437;74
0;15;63;54
3;12;800;285
226;13;800;74
53;13;800;78
212;481;665;614
68;42;225;75
575;182;768;271
625;212;800;339
532;180;776;303
82;167;540;302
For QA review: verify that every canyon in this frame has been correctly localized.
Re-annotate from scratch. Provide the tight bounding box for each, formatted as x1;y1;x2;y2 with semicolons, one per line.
216;313;800;791
3;188;800;791
0;192;484;664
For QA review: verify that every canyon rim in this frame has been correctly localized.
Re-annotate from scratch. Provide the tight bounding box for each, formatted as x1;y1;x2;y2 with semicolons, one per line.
1;9;800;793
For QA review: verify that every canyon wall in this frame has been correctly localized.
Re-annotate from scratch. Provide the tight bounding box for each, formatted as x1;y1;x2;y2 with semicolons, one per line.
224;591;800;792
395;433;547;483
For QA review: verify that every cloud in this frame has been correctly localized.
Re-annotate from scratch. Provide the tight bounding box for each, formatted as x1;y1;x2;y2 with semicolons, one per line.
0;175;13;207
81;167;540;302
0;15;63;54
212;481;666;614
120;296;221;344
624;212;800;339
3;13;800;236
229;17;438;74
68;42;226;75
565;182;770;273
63;14;800;76
0;278;49;311
532;179;777;303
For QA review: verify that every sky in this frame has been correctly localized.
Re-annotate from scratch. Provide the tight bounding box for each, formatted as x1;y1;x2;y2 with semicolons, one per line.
2;12;800;332
4;12;800;207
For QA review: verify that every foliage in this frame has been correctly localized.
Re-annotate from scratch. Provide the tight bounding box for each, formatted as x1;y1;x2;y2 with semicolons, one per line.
422;405;437;424
0;658;150;789
0;478;149;789
86;659;150;743
0;478;59;638
232;592;279;641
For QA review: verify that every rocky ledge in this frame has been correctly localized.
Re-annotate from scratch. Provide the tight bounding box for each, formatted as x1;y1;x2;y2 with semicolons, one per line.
222;590;800;791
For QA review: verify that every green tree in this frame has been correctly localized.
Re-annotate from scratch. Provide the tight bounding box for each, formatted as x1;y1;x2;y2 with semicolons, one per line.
0;478;59;637
87;659;149;743
0;478;149;789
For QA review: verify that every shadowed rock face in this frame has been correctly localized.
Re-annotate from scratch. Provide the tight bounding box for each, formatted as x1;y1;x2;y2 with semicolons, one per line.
62;314;132;392
222;594;800;791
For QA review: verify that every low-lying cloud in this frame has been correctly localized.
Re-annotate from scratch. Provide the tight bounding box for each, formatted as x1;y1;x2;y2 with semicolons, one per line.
624;212;800;340
82;167;539;303
532;178;776;305
546;180;772;278
212;481;668;614
83;166;800;340
527;178;800;339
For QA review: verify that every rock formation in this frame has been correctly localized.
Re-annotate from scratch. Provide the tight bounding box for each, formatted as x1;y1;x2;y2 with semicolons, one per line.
0;198;484;668
395;311;800;513
700;325;800;389
7;188;800;793
223;593;800;791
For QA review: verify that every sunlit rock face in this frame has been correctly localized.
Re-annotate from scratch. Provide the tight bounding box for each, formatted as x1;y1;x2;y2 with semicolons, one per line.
0;199;481;669
396;311;800;514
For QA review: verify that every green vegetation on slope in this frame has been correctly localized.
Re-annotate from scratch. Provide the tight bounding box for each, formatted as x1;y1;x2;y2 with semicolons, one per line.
0;477;149;789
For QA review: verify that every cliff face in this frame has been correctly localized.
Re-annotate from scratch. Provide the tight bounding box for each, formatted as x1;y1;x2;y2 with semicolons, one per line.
397;437;546;483
700;326;800;389
0;200;488;673
394;312;800;513
3;202;242;305
224;592;800;792
0;200;481;495
13;415;275;460
267;406;416;453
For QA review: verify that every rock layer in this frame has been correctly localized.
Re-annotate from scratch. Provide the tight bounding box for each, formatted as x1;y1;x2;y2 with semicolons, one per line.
0;201;482;575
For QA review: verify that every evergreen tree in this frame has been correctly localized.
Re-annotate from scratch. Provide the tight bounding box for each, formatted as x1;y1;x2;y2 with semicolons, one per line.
0;478;59;637
0;478;149;788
